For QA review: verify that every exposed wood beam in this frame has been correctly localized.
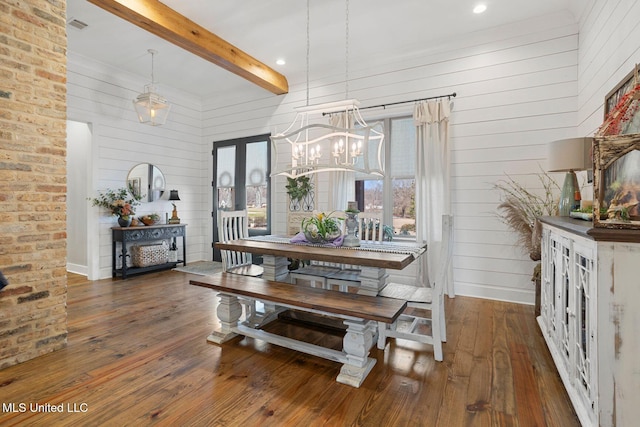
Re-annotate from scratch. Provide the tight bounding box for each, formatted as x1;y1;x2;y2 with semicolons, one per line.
87;0;289;95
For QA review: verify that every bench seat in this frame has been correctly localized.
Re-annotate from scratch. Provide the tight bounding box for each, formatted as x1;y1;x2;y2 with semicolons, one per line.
190;272;407;387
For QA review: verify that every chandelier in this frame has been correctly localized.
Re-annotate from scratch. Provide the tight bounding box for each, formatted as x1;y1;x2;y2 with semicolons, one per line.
271;0;384;178
133;49;171;126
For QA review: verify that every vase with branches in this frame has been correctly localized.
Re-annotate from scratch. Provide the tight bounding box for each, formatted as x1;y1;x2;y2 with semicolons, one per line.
494;172;560;316
494;171;559;316
494;171;559;262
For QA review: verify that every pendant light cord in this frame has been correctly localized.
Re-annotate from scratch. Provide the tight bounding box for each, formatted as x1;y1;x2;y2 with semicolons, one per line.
148;49;157;86
306;0;310;107
304;1;349;105
345;0;349;99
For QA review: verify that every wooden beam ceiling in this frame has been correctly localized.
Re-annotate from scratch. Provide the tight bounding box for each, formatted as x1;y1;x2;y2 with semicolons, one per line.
87;0;289;95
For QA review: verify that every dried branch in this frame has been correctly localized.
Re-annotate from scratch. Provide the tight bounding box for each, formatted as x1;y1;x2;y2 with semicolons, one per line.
494;170;559;261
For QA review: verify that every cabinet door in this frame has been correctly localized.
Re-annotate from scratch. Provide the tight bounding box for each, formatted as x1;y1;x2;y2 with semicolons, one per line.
571;239;597;418
540;228;555;331
554;232;572;372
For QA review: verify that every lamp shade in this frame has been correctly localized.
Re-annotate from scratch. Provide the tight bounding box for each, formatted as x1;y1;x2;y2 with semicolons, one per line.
547;137;592;172
133;50;171;126
133;89;171;126
169;190;180;201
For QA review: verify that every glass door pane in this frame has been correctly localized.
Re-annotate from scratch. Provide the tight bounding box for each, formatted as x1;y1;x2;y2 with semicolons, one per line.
245;141;268;231
217;146;235;210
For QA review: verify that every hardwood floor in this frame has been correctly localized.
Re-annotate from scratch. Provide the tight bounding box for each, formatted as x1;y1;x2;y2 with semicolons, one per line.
0;271;579;426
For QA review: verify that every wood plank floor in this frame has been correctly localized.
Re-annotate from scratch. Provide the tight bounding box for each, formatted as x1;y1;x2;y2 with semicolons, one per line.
0;271;579;426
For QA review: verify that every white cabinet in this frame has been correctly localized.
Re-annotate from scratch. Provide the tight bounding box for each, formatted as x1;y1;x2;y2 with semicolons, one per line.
538;217;640;427
539;224;597;425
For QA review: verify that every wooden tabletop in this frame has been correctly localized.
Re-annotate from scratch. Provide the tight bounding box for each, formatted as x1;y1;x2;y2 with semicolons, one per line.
215;238;424;270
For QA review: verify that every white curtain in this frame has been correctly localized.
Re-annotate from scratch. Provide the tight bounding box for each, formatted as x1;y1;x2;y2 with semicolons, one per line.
329;112;355;211
414;99;453;295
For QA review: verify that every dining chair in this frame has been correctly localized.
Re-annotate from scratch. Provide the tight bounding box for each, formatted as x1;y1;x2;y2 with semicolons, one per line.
218;209;264;277
325;211;385;292
376;214;453;362
217;209;266;325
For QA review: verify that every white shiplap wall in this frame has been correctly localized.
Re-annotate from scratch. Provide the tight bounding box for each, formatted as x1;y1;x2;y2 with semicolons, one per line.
67;2;640;302
67;54;207;279
202;11;581;304
576;0;640;135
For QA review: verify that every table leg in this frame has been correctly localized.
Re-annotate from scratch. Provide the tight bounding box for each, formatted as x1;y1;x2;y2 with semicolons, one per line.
358;266;388;296
337;319;377;388
120;241;128;279
261;254;290;281
112;240;117;278
207;293;242;344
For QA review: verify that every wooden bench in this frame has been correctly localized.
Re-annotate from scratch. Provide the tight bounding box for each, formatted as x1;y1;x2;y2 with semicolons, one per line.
190;272;407;388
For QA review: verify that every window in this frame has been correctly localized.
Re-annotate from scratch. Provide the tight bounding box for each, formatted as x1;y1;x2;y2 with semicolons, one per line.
356;116;416;239
212;134;271;260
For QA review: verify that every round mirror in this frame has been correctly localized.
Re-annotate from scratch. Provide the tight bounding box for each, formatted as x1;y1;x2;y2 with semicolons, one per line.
127;163;165;202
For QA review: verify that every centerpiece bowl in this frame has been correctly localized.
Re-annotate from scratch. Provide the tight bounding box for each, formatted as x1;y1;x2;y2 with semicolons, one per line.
139;214;160;226
302;212;342;244
303;230;342;244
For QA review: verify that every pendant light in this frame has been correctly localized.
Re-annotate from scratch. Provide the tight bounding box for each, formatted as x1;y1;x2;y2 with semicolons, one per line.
133;49;171;126
271;0;385;178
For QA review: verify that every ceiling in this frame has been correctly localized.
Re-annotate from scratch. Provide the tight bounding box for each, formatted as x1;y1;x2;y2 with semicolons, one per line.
66;0;585;100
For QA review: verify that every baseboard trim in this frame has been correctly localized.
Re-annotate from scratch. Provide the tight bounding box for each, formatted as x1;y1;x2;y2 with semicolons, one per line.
453;281;534;305
66;263;88;276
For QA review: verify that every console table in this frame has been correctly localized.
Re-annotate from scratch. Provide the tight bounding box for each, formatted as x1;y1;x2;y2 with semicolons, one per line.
112;224;186;279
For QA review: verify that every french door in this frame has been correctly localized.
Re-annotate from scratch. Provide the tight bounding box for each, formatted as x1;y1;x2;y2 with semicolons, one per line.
212;134;271;261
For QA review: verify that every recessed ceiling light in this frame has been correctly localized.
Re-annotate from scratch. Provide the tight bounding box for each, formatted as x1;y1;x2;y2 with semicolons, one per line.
276;59;286;66
473;4;487;14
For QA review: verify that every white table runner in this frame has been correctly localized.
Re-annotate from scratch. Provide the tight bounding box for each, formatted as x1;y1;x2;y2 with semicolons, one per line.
245;235;425;257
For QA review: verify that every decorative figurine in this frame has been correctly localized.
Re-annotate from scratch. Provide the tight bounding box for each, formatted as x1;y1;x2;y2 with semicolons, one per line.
343;201;360;247
169;202;180;224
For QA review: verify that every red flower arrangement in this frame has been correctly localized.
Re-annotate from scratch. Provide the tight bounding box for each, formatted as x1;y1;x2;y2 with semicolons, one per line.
597;83;640;136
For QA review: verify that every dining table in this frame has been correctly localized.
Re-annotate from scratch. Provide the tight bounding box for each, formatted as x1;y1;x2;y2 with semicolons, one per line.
215;235;426;296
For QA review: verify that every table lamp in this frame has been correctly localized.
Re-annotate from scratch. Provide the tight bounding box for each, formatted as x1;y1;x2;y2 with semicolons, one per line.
547;137;592;216
168;189;181;224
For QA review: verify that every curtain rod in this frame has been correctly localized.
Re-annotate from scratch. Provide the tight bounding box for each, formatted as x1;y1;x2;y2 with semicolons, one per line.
322;92;456;115
359;92;457;111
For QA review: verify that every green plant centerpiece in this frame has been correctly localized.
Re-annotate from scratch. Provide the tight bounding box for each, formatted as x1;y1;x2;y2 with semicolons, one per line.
302;211;342;243
89;187;141;222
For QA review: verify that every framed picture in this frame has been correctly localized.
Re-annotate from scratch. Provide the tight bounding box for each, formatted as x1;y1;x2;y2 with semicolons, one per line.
593;134;640;229
604;65;638;117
